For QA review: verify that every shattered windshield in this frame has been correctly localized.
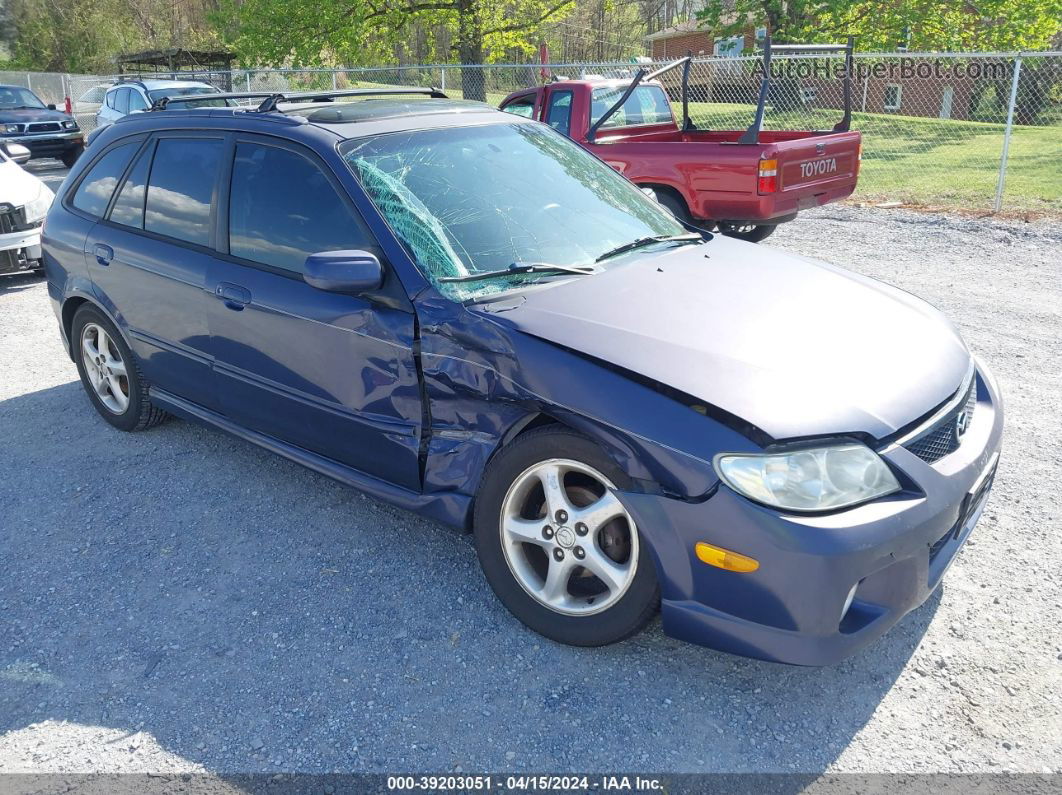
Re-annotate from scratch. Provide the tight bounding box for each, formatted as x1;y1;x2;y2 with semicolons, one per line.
340;122;686;299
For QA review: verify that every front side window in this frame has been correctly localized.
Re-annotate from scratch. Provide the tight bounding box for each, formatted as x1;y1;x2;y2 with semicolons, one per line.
0;86;45;110
70;142;138;218
114;88;130;115
544;91;572;136
342;122;685;300
128;90;148;112
590;84;673;129
228;143;372;273
144;138;223;246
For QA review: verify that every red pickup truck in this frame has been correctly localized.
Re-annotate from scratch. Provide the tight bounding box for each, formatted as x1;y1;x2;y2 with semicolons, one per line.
500;41;861;242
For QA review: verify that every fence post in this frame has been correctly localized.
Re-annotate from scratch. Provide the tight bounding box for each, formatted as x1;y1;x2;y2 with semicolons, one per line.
332;71;338;90
993;55;1022;212
245;72;251;92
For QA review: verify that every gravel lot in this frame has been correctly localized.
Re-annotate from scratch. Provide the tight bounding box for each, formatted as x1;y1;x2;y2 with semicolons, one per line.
1;162;1060;776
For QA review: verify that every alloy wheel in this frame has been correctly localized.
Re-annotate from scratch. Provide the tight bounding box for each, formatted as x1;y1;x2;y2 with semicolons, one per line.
81;323;130;414
499;458;639;616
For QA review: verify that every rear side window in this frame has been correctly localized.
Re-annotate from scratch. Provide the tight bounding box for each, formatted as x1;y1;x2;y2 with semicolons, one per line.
145;138;223;247
228;142;372;273
545;91;572;136
70;142;138;218
109;145;151;229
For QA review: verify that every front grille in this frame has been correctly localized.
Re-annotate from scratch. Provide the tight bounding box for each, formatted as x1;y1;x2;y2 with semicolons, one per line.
26;122;62;133
905;380;977;464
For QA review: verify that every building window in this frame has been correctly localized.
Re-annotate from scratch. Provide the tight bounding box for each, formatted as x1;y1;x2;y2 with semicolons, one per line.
884;83;902;111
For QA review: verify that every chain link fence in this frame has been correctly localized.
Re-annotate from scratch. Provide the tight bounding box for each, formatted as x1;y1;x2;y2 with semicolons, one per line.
4;51;1060;213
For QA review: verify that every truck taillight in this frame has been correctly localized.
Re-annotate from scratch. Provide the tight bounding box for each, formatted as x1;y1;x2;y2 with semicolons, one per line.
758;158;777;194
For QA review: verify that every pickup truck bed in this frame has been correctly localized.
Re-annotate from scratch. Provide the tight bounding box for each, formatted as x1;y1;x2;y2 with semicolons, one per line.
590;125;861;226
500;44;861;242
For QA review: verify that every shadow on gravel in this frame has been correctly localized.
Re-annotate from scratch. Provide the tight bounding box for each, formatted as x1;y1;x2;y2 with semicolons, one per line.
0;381;939;774
0;272;46;295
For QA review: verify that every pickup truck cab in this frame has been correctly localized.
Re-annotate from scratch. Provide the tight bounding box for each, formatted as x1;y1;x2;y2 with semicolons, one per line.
500;43;861;242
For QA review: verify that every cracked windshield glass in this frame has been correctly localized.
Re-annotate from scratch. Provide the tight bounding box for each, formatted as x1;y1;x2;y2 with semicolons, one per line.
341;122;687;299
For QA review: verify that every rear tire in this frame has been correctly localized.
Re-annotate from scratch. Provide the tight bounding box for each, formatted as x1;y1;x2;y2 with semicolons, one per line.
71;305;167;432
650;188;692;225
474;426;659;646
720;223;776;243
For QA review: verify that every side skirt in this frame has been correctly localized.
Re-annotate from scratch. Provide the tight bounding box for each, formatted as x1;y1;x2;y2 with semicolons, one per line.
149;387;472;529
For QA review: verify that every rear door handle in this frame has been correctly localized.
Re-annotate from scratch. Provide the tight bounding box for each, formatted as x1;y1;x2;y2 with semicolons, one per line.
215;282;252;310
93;244;113;266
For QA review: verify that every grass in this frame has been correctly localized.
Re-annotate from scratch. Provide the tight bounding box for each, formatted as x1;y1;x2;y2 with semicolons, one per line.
679;102;1062;213
333;77;1062;213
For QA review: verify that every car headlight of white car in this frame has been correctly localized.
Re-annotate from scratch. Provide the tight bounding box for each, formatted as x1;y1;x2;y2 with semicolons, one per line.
715;443;901;512
23;186;55;224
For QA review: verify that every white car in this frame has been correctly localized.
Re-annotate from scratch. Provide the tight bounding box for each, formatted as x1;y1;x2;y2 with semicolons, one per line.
0;143;54;275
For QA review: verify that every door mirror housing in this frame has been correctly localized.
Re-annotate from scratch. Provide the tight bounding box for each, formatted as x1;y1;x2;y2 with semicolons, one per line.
47;103;57;110
303;250;383;294
4;143;31;164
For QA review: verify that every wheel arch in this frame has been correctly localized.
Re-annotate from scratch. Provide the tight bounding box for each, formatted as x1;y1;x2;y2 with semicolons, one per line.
61;294;130;361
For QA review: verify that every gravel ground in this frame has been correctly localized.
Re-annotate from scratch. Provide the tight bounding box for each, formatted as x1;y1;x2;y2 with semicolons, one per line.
1;170;1060;776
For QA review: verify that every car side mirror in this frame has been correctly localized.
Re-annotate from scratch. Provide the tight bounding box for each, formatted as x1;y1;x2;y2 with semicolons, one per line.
47;103;57;110
303;250;383;294
5;143;31;165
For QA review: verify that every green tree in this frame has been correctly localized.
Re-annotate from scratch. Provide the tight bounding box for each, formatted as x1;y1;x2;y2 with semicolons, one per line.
217;0;576;100
694;0;1061;50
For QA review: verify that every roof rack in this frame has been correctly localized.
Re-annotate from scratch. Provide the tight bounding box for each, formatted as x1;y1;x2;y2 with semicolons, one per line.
149;86;448;112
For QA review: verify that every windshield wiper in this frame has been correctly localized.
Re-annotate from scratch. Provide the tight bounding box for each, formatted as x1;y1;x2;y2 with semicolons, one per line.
438;262;597;284
595;233;702;263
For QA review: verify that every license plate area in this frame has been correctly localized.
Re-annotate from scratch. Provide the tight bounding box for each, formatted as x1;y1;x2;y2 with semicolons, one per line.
928;453;998;576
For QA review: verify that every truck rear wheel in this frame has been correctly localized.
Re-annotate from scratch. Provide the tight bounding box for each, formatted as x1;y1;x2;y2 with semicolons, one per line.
647;188;691;224
720;223;776;243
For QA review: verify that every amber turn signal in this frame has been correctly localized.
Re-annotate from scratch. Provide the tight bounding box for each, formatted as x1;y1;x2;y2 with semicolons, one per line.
695;542;759;572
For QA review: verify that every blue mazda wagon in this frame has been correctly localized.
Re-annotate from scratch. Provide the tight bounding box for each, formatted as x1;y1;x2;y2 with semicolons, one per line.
41;89;1003;665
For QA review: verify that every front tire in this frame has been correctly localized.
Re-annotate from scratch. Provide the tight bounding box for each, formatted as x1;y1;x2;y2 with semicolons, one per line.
72;305;167;431
474;427;659;646
61;145;84;169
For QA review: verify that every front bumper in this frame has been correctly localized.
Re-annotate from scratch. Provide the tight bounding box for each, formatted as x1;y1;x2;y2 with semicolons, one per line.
0;227;43;273
3;131;83;158
618;362;1004;665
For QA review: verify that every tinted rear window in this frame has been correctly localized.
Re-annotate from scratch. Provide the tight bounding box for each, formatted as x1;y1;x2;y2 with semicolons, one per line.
109;145;151;229
71;142;138;218
145;138;223;246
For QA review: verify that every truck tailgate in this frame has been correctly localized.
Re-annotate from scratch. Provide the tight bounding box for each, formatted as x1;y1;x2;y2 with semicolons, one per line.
773;132;860;202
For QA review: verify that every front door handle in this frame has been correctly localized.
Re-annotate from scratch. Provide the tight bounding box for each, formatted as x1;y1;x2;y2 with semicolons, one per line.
93;244;113;266
215;282;252;311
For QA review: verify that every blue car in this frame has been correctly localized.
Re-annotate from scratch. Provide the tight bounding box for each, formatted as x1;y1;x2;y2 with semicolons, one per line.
41;89;1003;665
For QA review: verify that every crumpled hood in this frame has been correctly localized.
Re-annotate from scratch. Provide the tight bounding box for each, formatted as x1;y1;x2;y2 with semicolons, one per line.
0;159;49;209
477;236;971;442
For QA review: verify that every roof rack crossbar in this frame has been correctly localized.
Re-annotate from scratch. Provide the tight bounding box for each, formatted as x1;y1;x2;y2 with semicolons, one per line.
149;86;449;112
255;87;448;112
150;91;278;111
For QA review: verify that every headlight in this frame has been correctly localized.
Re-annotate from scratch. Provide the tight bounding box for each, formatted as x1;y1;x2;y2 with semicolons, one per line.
3;123;20;134
23;186;55;224
62;120;78;130
715;443;901;512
